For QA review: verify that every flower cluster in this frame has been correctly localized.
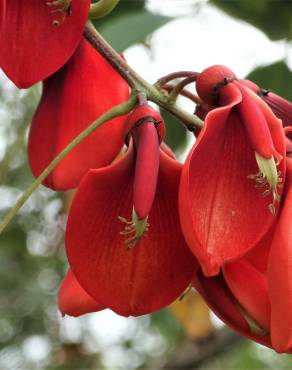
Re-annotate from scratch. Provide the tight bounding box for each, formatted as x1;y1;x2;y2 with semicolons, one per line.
1;2;292;355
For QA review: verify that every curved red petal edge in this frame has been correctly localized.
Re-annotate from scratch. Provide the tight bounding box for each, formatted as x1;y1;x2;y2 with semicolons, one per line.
66;146;197;317
239;85;287;163
0;0;90;88
58;269;105;317
235;83;278;159
179;83;282;276
193;270;272;349
223;260;271;332
160;142;175;159
28;38;130;190
268;159;292;352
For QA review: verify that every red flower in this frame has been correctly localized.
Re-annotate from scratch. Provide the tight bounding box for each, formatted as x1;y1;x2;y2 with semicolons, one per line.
28;38;130;190
58;269;105;317
0;0;90;88
193;157;292;353
179;65;286;276
65;105;197;317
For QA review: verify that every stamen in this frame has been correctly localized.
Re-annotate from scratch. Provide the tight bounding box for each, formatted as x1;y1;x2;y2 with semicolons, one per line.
46;0;72;26
118;208;149;249
247;153;282;215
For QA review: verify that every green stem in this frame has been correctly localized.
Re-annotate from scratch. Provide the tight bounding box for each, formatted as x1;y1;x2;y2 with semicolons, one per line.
89;0;120;19
84;22;203;131
0;95;137;235
168;75;197;104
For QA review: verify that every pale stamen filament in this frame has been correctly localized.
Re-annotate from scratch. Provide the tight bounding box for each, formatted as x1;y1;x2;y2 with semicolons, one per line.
46;0;72;26
247;153;282;216
118;208;149;249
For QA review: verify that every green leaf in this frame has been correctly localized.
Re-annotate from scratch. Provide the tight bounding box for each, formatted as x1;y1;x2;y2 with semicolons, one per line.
246;61;292;101
161;109;188;153
210;0;292;41
94;10;172;52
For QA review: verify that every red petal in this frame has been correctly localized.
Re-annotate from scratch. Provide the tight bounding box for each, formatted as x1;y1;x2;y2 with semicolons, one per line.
0;0;5;27
268;159;292;352
160;142;175;159
66;147;197;316
0;0;90;88
223;260;271;332
193;270;272;348
58;269;105;317
244;227;274;273
237;83;286;162
179;84;277;276
193;271;250;332
235;83;277;159
133;123;160;219
28;38;129;190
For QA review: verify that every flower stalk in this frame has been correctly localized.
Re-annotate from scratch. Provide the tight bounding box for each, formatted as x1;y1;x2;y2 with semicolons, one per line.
89;0;120;19
84;22;203;131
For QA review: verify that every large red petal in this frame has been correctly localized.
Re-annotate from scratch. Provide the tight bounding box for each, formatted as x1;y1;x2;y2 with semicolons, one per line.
58;269;105;317
179;84;276;276
28;38;129;190
66;147;197;317
0;0;90;88
268;159;292;352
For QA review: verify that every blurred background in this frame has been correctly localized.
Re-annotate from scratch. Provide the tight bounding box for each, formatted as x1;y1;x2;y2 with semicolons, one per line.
1;0;292;368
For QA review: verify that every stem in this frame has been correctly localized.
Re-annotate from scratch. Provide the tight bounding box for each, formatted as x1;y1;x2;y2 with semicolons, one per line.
168;75;197;104
163;84;201;104
84;22;203;131
90;0;120;19
0;95;137;235
156;71;198;87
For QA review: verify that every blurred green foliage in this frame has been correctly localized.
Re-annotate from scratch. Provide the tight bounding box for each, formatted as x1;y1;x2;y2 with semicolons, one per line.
211;0;292;41
94;0;171;52
247;61;292;101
